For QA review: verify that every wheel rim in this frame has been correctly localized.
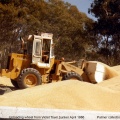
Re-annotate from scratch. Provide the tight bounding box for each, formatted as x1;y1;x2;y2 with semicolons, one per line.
24;74;37;87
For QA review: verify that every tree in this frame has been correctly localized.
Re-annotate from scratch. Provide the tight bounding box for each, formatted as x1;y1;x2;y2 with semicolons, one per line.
89;0;120;65
0;0;94;68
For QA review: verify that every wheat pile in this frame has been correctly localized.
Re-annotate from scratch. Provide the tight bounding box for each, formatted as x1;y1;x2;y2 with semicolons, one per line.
0;65;120;112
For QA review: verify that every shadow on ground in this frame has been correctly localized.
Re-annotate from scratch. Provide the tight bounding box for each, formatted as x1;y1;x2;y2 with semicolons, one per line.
0;84;18;95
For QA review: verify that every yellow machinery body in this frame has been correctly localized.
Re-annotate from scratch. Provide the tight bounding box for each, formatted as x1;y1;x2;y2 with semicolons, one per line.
0;53;31;79
0;33;118;89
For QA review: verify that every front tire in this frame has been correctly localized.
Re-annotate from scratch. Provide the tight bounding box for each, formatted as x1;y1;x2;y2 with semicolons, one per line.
11;79;19;89
17;68;42;89
62;72;83;81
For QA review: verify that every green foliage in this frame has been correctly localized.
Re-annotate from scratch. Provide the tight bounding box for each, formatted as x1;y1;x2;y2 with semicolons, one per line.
89;0;120;35
0;0;96;68
89;0;120;65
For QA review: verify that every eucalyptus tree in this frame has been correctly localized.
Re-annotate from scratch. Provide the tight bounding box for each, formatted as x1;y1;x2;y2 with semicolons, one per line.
89;0;120;65
0;0;94;64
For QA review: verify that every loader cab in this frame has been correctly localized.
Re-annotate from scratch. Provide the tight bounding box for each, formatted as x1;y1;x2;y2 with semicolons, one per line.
32;33;55;68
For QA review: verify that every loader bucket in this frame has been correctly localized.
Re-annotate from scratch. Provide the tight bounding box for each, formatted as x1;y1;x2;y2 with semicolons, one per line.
85;61;119;83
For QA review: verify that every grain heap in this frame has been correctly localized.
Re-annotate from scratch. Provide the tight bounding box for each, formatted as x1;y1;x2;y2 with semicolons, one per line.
0;65;120;112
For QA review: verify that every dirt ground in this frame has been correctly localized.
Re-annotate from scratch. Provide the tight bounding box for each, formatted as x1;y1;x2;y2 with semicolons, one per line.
0;65;120;112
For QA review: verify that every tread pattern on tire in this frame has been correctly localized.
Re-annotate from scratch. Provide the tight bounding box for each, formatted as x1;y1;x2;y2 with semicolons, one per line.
62;72;83;81
17;68;42;89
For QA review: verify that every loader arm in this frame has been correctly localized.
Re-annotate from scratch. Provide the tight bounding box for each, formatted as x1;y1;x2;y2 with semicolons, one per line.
59;61;90;82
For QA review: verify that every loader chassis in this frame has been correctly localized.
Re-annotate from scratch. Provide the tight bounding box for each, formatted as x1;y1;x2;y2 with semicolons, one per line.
0;32;112;89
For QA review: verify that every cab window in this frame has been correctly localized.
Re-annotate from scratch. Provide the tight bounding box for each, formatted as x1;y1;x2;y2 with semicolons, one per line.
34;41;41;56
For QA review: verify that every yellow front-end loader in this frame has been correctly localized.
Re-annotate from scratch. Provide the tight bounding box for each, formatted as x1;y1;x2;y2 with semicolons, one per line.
0;32;118;89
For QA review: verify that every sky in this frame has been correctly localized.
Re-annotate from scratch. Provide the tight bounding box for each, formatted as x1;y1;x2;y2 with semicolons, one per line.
63;0;96;20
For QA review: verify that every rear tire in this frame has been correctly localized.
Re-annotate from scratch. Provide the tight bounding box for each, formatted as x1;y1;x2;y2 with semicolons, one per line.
17;68;42;89
11;80;19;89
62;72;83;81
